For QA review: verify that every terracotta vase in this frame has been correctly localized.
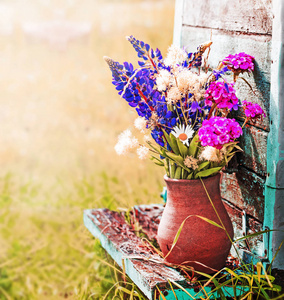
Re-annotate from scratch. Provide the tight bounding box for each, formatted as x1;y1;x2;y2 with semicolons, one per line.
157;173;234;273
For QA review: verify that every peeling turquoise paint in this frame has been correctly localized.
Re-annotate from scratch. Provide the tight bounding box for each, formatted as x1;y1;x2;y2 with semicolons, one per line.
264;0;284;270
84;209;248;300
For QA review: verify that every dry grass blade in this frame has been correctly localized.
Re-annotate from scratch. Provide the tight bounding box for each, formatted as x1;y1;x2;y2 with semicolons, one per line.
156;286;167;300
167;280;178;300
164;214;224;260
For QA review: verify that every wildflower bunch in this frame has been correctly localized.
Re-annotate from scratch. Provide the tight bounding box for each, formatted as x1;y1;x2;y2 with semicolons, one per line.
105;36;265;179
198;117;242;149
204;82;239;110
222;52;254;73
242;100;266;121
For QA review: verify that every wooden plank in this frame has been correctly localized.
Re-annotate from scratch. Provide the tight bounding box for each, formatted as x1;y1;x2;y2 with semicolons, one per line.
221;168;265;222
83;209;186;300
183;0;273;35
264;0;284;270
223;201;263;257
84;207;247;299
238;124;268;176
182;26;271;131
233;72;270;131
173;0;185;47
181;26;272;76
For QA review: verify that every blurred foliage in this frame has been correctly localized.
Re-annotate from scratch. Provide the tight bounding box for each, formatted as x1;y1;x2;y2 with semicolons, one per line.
0;0;175;299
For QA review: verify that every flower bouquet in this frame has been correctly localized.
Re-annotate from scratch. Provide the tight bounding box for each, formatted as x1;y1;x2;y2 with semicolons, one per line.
104;36;265;272
104;36;264;180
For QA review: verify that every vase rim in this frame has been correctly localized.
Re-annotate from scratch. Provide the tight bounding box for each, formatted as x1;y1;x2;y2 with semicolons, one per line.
164;173;220;182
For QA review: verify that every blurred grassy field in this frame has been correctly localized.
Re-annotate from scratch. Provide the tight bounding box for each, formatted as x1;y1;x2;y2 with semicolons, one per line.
0;0;175;298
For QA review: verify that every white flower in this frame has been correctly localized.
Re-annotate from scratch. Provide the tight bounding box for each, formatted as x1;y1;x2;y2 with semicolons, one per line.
167;86;182;104
164;45;187;67
143;134;151;142
156;69;172;91
199;146;222;162
114;129;139;155
171;124;194;147
176;69;198;93
134;117;147;133
137;145;149;160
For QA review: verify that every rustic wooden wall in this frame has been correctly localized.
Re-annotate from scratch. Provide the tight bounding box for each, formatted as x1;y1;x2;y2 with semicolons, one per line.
174;0;273;256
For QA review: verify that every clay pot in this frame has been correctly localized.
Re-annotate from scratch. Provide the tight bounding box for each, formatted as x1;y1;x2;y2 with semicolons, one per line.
157;173;234;273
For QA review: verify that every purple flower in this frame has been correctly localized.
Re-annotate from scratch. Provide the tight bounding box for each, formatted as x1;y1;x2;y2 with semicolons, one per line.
242;100;266;120
222;52;254;73
198;117;242;149
204;82;239;110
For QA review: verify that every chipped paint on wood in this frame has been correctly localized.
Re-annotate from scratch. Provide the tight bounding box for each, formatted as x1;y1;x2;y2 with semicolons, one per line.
181;26;272;75
83;208;185;299
264;0;284;269
238;125;268;176
233;72;270;131
84;207;247;299
223;200;263;257
132;205;163;241
221;168;265;221
183;0;272;35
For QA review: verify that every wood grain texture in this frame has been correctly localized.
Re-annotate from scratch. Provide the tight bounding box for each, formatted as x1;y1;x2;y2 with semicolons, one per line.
221;168;265;221
84;207;245;299
181;26;271;130
233;71;270;131
183;0;273;35
238;124;268;176
223;201;263;257
181;26;272;75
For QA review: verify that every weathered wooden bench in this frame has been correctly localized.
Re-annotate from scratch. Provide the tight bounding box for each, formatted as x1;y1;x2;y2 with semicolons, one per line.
84;205;252;299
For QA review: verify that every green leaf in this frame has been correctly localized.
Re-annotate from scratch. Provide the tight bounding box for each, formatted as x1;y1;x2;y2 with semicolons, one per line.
170;162;176;178
169;133;180;155
212;278;226;300
165;152;184;165
164;158;170;177
150;156;164;166
176;137;188;157
161;129;173;149
195;167;222;178
188;134;200;157
196;161;210;172
174;166;182;179
187;172;193;179
147;141;163;155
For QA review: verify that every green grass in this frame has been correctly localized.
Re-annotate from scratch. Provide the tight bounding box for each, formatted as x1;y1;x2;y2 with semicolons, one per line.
0;171;164;299
0;1;175;298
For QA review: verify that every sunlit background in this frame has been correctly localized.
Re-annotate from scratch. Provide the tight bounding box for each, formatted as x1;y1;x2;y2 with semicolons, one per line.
0;0;175;298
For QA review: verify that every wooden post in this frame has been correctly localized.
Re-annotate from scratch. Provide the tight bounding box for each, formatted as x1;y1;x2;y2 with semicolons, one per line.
264;0;284;270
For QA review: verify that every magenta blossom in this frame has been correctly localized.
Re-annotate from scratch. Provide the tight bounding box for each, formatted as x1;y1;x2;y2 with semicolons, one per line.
204;81;239;110
242;100;266;120
198;117;243;149
222;52;254;73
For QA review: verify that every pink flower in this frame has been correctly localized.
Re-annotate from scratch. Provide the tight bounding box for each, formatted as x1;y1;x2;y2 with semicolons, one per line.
242;100;266;120
198;117;242;149
222;52;254;73
204;82;239;110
